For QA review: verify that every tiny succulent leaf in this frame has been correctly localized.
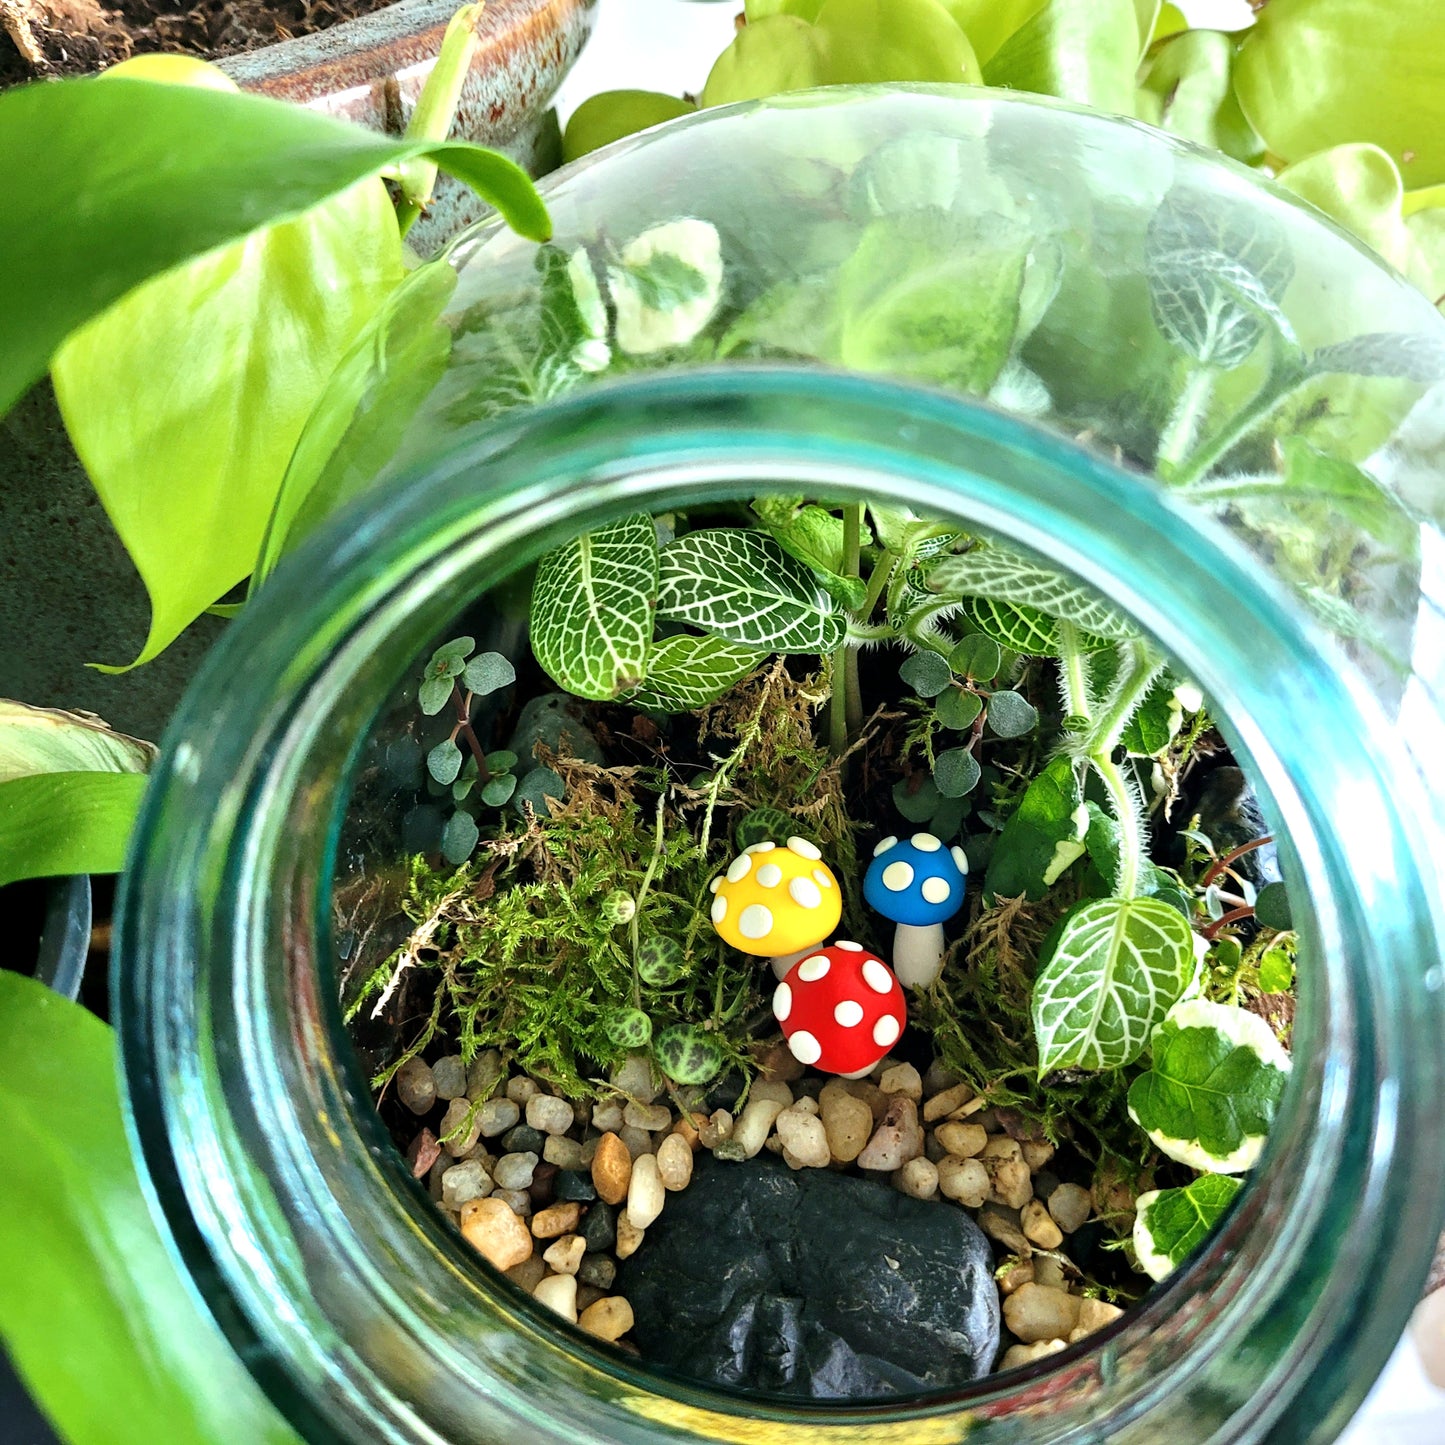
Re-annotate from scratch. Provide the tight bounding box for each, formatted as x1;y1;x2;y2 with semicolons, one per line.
657;530;844;653
1127;998;1291;1173
637;935;689;988
426;740;463;786
984;755;1085;903
1133;1174;1241;1282
1253;881;1293;931
462;652;516;697
653;1024;725;1085
605;1009;654;1049
481;774;518;808
512;766;566;815
949;634;1003;682
429;637;475;667
629;634;767;712
892;775;942;824
984;689;1039;739
934;747;982;799
935;688;984;731
530;513;659;701
900;650;953;698
418;675;455;716
485;750;519;773
440;810;480;865
1032;896;1197;1072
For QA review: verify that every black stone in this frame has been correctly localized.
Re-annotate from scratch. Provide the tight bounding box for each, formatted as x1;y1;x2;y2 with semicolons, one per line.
581;1200;616;1254
578;1254;616;1290
501;1124;546;1155
616;1153;999;1400
555;1169;598;1203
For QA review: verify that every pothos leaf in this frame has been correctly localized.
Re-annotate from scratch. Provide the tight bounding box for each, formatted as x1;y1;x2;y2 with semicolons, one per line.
1127;998;1291;1174
530;513;659;700
0;772;149;887
984;755;1086;903
1032;895;1196;1072
981;0;1140;115
927;544;1137;640
629;635;767;712
1133;1174;1241;1282
657;530;845;653
1136;28;1263;165
0;701;155;782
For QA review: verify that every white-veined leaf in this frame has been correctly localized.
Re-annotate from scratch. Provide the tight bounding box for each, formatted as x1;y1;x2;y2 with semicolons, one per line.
1133;1174;1242;1281
629;635;767;712
1032;896;1196;1072
529;514;658;700
657;530;845;653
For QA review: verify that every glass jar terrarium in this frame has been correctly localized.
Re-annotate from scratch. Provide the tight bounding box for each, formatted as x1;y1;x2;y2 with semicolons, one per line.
118;87;1445;1443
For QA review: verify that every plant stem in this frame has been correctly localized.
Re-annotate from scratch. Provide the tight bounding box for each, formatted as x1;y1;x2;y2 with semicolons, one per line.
1201;835;1274;891
1095;755;1143;899
859;551;896;620
629;795;668;1007
1056;619;1092;720
1171;358;1304;487
1088;639;1163;757
1156;368;1216;476
450;685;491;781
828;504;864;758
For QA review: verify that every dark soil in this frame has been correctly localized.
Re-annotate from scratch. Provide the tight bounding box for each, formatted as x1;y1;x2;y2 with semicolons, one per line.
1;0;386;87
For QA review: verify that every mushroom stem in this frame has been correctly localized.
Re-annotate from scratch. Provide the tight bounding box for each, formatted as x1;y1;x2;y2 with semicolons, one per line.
769;946;815;981
892;922;945;989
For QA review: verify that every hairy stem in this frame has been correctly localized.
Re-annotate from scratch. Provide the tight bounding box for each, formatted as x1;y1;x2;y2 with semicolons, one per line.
1171;357;1305;487
1095;755;1145;899
1088;639;1163;757
828;504;864;757
1056;619;1093;720
1156;368;1216;476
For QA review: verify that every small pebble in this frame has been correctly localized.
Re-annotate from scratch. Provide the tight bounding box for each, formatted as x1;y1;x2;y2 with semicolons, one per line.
578;1136;600;1166
1021;1139;1056;1171
1033;1253;1069;1290
576;1283;606;1313
624;1100;672;1132
581;1201;617;1253
441;1159;491;1208
997;1257;1035;1295
981;1135;1023;1162
439;1099;483;1158
921;1058;962;1097
531;1201;582;1239
465;1049;504;1101
591;1132;632;1205
618;1124;655;1159
431;1055;467;1101
898;1157;939;1200
669;1112;705;1150
868;1055;898;1082
493;1151;539;1192
754;1039;806;1084
922;1081;973;1121
542;1234;587;1276
626;1152;666;1230
1022;1198;1064;1249
937;1155;990;1208
501;1124;547;1156
592;1099;625;1132
751;1079;794;1109
935;1122;987;1158
1072;1298;1125;1338
577;1253;616;1290
527;1161;558;1206
856;1097;924;1172
505;1254;546;1292
615;1210;645;1260
495;1188;532;1216
655;1133;695;1191
407;1128;440;1179
460;1197;533;1270
396;1057;437;1115
1001;1339;1067;1370
476;1097;520;1138
789;1095;820;1118
844;1079;890;1124
699;1109;734;1149
611;1055;658;1103
977;1202;1030;1255
1048;1183;1091;1235
878;1062;922;1101
554;1169;597;1203
506;1076;541;1105
987;1158;1035;1211
527;1094;575;1136
579;1296;635;1343
820;1086;873;1164
776;1109;831;1169
533;1273;578;1322
543;1135;585;1170
426;1153;450;1201
1003;1283;1080;1344
733;1098;788;1159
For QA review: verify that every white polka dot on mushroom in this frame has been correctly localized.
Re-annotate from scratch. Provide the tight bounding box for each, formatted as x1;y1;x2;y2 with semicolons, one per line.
726;853;753;883
836;940;863;952
813;868;833;889
862;959;893;994
872;1014;901;1048
709;877;721;893
773;982;792;1023
912;832;942;851
921;876;952;905
834;999;864;1028
798;954;831;981
882;860;914;892
711;895;728;923
756;862;783;888
738;903;773;939
788;1030;823;1066
745;841;776;853
789;876;822;909
873;835;898;857
787;836;822;860
951;845;969;875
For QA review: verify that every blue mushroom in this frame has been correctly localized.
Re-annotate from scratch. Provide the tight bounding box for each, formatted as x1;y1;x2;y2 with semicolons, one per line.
863;831;969;988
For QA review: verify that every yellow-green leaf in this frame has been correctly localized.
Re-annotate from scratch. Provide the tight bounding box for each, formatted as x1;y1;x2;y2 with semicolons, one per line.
0;701;155;782
0;773;147;886
983;0;1140;116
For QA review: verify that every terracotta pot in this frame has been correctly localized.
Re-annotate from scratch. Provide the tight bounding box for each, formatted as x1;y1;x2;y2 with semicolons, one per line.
221;0;596;250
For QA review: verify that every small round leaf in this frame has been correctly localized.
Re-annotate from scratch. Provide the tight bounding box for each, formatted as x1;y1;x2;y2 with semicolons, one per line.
893;775;941;823
949;635;1002;681
462;651;517;697
429;636;475;666
637;935;688;987
1258;945;1294;994
418;675;454;716
481;773;518;807
441;810;479;865
427;739;463;786
1254;882;1293;931
485;749;519;773
935;688;983;731
653;1024;724;1085
900;650;953;697
604;1008;653;1048
934;747;981;799
513;766;565;814
986;690;1039;738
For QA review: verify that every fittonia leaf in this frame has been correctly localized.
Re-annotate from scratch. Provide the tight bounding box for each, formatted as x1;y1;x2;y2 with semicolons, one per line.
1031;895;1197;1072
530;513;659;700
608;218;723;355
628;634;767;712
1127;998;1291;1173
750;496;871;609
657;529;845;653
984;755;1087;903
1306;331;1445;383
960;596;1062;656
1133;1174;1242;1282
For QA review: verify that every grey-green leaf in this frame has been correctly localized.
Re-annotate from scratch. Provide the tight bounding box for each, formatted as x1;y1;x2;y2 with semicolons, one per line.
427;740;463;786
441;810;480;865
893;775;942;823
934;748;981;799
657;529;844;653
530;513;659;700
1254;881;1293;931
986;690;1039;738
462;652;516;697
418;675;455;717
949;635;1003;682
1032;896;1197;1072
513;766;565;814
629;634;766;712
481;774;518;808
935;688;983;731
900;650;953;697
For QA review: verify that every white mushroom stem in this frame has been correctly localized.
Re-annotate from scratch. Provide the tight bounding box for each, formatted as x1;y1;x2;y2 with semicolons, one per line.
769;946;815;981
892;923;945;989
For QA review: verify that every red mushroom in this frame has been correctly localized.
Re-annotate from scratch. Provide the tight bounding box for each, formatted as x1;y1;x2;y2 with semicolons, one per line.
771;941;907;1078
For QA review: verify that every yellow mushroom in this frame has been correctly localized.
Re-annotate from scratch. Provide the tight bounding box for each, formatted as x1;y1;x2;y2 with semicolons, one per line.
708;837;842;979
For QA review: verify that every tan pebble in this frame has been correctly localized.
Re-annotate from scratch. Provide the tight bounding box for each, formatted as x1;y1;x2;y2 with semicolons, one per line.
997;1258;1035;1296
618;1124;654;1159
656;1133;695;1190
494;1188;532;1216
611;1054;658;1103
987;1158;1034;1210
935;1122;987;1158
844;1079;890;1124
878;1062;923;1101
439;1098;483;1158
579;1295;635;1343
543;1135;585;1171
1001;1339;1067;1371
753;1039;805;1084
578;1136;599;1166
898;1157;939;1200
505;1254;546;1292
1074;1297;1125;1337
1048;1182;1092;1234
868;1054;898;1083
922;1082;974;1122
981;1135;1023;1162
699;1109;734;1149
460;1197;534;1271
764;1134;786;1154
1021;1139;1056;1171
937;1155;990;1209
734;1098;787;1158
591;1099;625;1133
533;1272;578;1322
978;1202;1031;1254
591;1132;632;1206
1032;1253;1069;1290
790;1095;820;1117
856;1097;924;1172
615;1210;645;1260
627;1152;666;1229
751;1079;794;1108
1003;1283;1081;1344
775;1109;831;1168
670;1112;706;1150
624;1100;672;1132
1022;1198;1064;1249
531;1201;582;1239
506;1077;541;1106
542;1234;587;1276
820;1089;874;1164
